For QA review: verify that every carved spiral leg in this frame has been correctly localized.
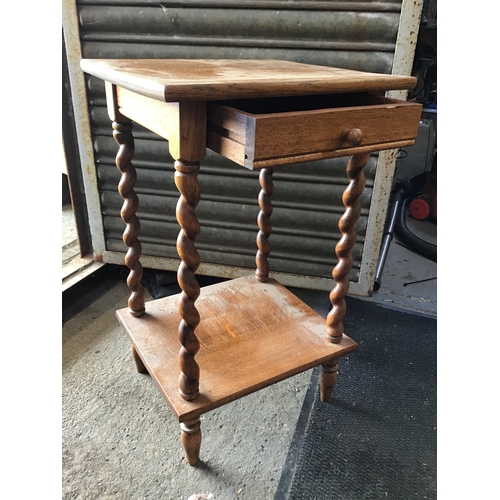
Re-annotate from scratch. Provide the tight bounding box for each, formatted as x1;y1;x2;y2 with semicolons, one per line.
112;121;145;317
320;357;339;402
326;149;370;343
180;417;202;466
175;160;201;401
255;168;275;282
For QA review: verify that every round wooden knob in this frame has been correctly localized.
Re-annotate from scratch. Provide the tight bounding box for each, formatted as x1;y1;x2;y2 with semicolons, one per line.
341;128;363;147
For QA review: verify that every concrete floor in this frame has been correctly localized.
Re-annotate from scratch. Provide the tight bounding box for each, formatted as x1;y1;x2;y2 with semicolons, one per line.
62;203;436;499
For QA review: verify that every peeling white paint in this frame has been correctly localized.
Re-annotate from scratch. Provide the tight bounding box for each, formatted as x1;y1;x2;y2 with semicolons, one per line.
357;0;423;297
62;0;106;257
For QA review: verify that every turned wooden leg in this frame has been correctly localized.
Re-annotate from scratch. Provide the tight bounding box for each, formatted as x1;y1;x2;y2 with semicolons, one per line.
322;130;369;400
326;130;369;344
174;159;201;401
255;167;274;282
112;120;145;317
320;357;339;402
131;345;147;374
180;418;202;466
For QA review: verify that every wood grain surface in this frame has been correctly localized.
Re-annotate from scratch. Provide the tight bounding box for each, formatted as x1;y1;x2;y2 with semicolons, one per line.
80;59;417;102
116;275;357;422
207;94;422;169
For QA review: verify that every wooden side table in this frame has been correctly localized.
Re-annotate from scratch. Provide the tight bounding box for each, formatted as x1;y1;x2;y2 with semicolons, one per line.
80;59;421;465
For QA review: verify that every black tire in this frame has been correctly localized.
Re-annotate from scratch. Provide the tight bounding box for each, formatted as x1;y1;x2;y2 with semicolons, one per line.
395;196;437;262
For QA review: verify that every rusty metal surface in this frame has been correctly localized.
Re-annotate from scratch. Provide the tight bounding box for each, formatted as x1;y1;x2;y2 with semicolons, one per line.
93;134;377;281
77;0;402;11
67;0;422;294
79;7;399;51
78;4;399;74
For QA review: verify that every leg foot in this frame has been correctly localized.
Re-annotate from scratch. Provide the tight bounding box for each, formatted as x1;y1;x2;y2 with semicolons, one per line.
320;357;339;402
131;345;147;374
180;418;202;466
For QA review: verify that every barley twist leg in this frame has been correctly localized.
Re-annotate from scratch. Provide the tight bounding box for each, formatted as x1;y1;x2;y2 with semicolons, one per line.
326;132;369;343
255;167;274;282
112;120;145;317
322;130;369;399
175;160;201;401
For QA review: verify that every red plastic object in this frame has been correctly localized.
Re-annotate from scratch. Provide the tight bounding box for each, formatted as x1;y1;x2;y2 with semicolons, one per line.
409;195;432;221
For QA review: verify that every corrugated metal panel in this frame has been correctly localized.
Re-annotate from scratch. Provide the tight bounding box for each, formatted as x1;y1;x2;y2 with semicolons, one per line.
76;0;408;286
78;3;400;72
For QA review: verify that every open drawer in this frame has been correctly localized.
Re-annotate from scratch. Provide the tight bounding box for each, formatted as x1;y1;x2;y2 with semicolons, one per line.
207;93;422;170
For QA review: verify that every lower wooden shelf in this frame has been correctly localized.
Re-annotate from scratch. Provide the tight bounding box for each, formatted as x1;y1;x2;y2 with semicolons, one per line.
116;274;357;423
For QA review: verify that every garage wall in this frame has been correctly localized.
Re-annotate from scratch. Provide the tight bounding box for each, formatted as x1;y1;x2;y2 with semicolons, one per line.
64;0;422;294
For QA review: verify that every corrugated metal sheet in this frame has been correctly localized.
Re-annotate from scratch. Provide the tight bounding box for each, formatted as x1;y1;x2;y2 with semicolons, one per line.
77;0;406;285
78;2;400;72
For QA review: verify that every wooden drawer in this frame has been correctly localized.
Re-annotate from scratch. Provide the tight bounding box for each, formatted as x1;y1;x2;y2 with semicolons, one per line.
207;93;422;170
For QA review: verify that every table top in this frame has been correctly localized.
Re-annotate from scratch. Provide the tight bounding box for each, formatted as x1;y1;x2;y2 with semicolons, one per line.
80;59;416;102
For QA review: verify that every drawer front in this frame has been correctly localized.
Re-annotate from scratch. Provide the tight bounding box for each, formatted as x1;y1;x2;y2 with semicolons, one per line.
207;96;422;169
